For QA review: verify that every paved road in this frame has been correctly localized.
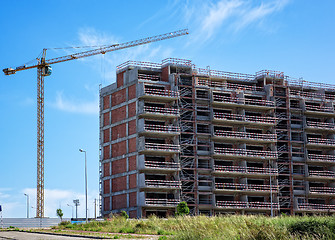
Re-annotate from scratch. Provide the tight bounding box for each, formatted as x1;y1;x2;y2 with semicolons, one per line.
0;231;93;239
0;231;158;240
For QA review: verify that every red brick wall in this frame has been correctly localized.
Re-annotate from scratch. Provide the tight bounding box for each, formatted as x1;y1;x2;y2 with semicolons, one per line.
112;176;127;192
103;112;110;126
117;72;124;88
129;174;137;189
128;156;137;171
128;138;136;153
112;88;126;106
129;210;137;218
112;194;127;210
112;158;126;175
128;102;136;118
161;66;169;82
103;145;110;160
111;106;126;124
128;120;136;135
103;95;110;110
103;129;110;143
128;84;136;100
103;162;110;177
104;197;110;211
112;123;126;140
129;192;137;207
112;141;126;157
103;179;110;194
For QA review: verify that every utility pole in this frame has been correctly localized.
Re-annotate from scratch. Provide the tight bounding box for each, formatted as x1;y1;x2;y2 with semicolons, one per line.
94;199;97;219
24;193;29;218
79;149;88;223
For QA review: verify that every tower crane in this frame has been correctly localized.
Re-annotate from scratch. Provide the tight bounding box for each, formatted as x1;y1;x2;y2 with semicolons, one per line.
3;29;188;218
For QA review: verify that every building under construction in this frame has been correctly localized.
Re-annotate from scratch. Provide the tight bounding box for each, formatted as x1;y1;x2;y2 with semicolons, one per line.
99;58;335;218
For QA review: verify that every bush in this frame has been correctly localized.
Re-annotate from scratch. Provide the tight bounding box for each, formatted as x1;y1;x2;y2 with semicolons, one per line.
176;201;189;216
121;211;129;219
119;227;135;233
59;221;71;226
158;236;167;240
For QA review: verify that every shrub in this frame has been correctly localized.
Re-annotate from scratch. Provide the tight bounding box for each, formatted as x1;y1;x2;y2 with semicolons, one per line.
176;201;189;216
121;211;129;219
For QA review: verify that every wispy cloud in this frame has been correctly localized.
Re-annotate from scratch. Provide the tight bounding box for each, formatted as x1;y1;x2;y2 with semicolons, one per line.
181;0;290;43
23;188;99;218
50;91;98;115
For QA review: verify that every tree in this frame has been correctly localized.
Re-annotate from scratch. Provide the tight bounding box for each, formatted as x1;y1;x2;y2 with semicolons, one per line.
56;208;64;221
176;201;189;216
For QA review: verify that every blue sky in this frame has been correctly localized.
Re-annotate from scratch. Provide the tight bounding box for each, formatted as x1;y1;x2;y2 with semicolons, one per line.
0;0;334;218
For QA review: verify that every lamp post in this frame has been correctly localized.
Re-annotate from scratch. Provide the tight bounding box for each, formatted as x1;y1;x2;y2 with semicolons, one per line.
79;149;88;223
24;193;29;218
73;199;80;219
67;204;74;219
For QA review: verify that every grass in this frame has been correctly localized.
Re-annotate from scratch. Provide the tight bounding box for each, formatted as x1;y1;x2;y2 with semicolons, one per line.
52;215;335;240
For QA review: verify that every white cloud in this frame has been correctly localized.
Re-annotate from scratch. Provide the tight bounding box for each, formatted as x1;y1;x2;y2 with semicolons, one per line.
22;188;99;218
182;0;290;43
51;91;99;115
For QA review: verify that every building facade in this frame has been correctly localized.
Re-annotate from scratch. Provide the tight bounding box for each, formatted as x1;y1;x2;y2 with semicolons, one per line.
99;58;335;218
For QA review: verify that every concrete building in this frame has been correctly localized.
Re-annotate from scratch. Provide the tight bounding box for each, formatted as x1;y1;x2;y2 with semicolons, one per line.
99;58;335;218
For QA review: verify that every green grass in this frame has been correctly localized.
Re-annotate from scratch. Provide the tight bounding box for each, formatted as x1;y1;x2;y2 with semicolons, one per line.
53;215;335;240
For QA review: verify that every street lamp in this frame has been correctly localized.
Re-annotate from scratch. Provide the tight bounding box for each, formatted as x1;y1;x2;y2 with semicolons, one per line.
24;193;29;218
67;204;74;219
79;149;88;223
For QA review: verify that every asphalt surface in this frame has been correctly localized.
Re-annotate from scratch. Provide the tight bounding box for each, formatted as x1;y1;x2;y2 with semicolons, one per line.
0;231;158;240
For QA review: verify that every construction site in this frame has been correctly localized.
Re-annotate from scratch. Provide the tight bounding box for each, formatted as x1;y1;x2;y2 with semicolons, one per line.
100;58;335;218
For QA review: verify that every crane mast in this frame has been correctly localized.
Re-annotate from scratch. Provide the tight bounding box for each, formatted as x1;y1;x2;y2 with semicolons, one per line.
3;29;188;218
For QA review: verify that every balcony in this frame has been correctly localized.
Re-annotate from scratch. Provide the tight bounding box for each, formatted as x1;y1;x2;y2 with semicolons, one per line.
139;142;180;155
289;89;335;101
213;165;278;177
197;79;264;92
307;138;335;148
308;170;335;180
212;112;276;126
213;147;278;160
213;130;276;143
307;154;335;163
138;85;179;102
306;121;335;132
145;198;179;208
297;203;335;212
212;95;275;110
309;187;335;196
139;159;180;173
138;106;179;119
216;201;279;210
139;124;180;137
140;180;181;191
305;105;334;115
214;183;278;194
